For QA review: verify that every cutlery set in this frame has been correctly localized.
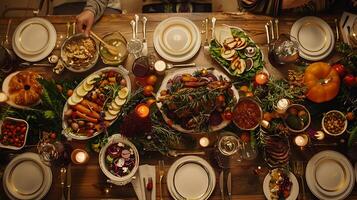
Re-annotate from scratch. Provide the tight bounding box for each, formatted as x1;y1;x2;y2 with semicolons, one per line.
219;170;232;200
143;177;153;200
265;18;279;49
59;164;72;200
127;14;148;58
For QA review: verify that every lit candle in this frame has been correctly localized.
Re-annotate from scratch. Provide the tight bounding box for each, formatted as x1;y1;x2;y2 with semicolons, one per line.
199;137;210;147
154;60;166;75
294;134;309;147
135;103;150;118
275;99;290;114
314;131;325;140
255;71;269;85
71;149;89;164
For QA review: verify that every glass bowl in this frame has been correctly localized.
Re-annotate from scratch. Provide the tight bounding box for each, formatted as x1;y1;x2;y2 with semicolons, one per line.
99;32;128;65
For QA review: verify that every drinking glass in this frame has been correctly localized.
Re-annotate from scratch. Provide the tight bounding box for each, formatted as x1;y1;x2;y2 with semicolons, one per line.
215;133;243;168
271;34;299;64
127;39;143;59
37;139;60;165
132;56;150;77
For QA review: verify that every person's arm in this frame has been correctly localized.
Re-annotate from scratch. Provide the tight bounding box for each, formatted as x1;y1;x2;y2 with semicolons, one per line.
281;0;310;9
84;0;109;22
76;0;108;36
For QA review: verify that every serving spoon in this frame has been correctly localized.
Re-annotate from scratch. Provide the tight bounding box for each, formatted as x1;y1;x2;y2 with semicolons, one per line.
90;31;119;56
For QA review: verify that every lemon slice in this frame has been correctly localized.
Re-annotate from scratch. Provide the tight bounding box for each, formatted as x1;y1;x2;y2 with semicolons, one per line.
69;93;83;105
75;85;88;97
108;108;120;116
114;97;126;106
83;82;94;92
86;74;100;85
110;101;121;111
0;92;8;103
118;87;129;99
104;111;117;121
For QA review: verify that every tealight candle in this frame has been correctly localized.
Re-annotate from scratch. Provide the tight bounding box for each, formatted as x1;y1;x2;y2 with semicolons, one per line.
314;131;325;140
275;98;290;114
255;71;269;85
154;60;166;75
199;137;210;147
135;103;150;118
294;134;309;148
71;149;89;164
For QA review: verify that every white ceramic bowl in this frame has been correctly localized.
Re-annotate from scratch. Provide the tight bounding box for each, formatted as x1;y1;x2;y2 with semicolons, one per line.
322;110;348;136
99;134;139;186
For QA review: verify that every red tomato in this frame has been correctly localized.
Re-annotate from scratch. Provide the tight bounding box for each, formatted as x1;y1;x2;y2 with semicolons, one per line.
344;74;356;87
223;111;233;120
50;132;57;139
332;64;346;77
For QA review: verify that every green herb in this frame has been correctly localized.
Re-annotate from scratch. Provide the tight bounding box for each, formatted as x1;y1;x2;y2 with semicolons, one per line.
254;79;306;112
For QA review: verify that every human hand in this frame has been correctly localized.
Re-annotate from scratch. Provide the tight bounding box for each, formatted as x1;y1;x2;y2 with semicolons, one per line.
76;10;95;37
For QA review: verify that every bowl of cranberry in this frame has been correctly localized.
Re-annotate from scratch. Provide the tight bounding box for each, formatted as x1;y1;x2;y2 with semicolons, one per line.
0;117;28;150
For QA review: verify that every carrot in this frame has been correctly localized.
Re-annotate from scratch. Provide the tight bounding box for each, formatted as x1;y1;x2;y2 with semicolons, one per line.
80;99;101;112
74;104;100;119
75;111;98;123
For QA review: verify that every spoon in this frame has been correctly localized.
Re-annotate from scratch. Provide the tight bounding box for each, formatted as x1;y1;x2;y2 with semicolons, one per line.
167;150;205;157
90;31;119;56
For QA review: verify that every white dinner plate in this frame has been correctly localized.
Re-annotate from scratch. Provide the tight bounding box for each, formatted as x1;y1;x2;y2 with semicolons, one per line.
167;156;215;200
314;157;349;196
3;152;52;200
12;17;57;62
154;17;201;62
158;19;195;56
155;67;239;134
263;171;299;200
290;16;334;61
306;150;355;200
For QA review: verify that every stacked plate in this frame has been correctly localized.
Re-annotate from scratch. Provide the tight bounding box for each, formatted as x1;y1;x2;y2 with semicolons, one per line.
153;17;201;62
306;150;355;200
167;156;215;200
2;152;52;200
12;17;57;62
290;16;334;61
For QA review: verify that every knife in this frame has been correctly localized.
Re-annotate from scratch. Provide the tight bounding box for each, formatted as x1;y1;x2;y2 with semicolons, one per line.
227;172;232;200
219;170;224;200
60;168;66;200
66;164;72;200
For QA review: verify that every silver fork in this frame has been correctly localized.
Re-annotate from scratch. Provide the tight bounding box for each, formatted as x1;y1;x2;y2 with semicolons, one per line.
60;167;66;200
158;160;165;200
203;17;209;55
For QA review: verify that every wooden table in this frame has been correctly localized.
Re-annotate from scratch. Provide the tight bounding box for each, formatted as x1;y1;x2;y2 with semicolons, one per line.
0;12;356;200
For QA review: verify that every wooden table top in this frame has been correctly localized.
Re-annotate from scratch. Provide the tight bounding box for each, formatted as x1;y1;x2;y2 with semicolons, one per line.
0;12;356;200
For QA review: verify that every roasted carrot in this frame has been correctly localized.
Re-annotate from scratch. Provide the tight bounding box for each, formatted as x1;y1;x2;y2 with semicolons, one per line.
80;99;102;112
75;111;98;123
74;104;100;119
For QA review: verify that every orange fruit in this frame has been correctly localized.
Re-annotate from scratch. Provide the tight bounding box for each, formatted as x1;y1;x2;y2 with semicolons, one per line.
146;98;156;106
263;112;273;121
143;85;154;96
239;85;249;92
146;75;158;86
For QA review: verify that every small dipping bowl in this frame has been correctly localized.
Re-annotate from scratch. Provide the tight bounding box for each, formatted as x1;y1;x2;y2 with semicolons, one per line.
99;32;128;65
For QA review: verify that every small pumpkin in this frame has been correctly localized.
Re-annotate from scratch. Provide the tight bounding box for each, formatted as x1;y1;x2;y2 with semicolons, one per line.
304;62;340;103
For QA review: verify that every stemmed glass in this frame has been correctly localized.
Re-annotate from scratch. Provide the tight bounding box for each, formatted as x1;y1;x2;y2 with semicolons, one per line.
127;20;143;59
215;132;243;168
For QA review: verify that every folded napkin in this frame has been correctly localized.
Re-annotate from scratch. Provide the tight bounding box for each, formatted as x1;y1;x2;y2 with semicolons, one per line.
132;165;156;200
340;12;357;45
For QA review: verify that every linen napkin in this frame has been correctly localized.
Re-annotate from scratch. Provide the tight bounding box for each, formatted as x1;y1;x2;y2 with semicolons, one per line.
340;12;357;45
132;165;156;200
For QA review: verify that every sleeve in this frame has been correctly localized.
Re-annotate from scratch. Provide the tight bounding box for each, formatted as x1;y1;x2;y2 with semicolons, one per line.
238;0;282;16
84;0;109;21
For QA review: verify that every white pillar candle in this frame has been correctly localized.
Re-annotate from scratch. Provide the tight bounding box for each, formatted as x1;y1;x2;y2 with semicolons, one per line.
199;137;210;147
294;134;308;147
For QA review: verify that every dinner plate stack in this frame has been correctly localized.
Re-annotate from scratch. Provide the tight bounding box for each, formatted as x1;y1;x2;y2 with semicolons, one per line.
2;152;52;200
306;150;355;200
153;17;201;62
290;16;335;61
167;156;215;200
12;17;57;62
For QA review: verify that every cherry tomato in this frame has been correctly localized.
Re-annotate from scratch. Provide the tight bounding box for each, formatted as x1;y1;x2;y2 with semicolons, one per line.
67;89;74;97
223;111;233;120
143;85;154;96
50;132;57;139
343;74;356;87
146;98;156;106
146;75;158;86
332;64;346;77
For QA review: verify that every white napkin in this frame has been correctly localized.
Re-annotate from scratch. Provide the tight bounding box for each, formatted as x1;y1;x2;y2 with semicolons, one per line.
132;165;156;200
340;12;357;45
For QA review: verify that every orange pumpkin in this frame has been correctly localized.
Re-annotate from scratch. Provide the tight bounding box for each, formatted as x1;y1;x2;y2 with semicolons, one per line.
304;62;340;103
